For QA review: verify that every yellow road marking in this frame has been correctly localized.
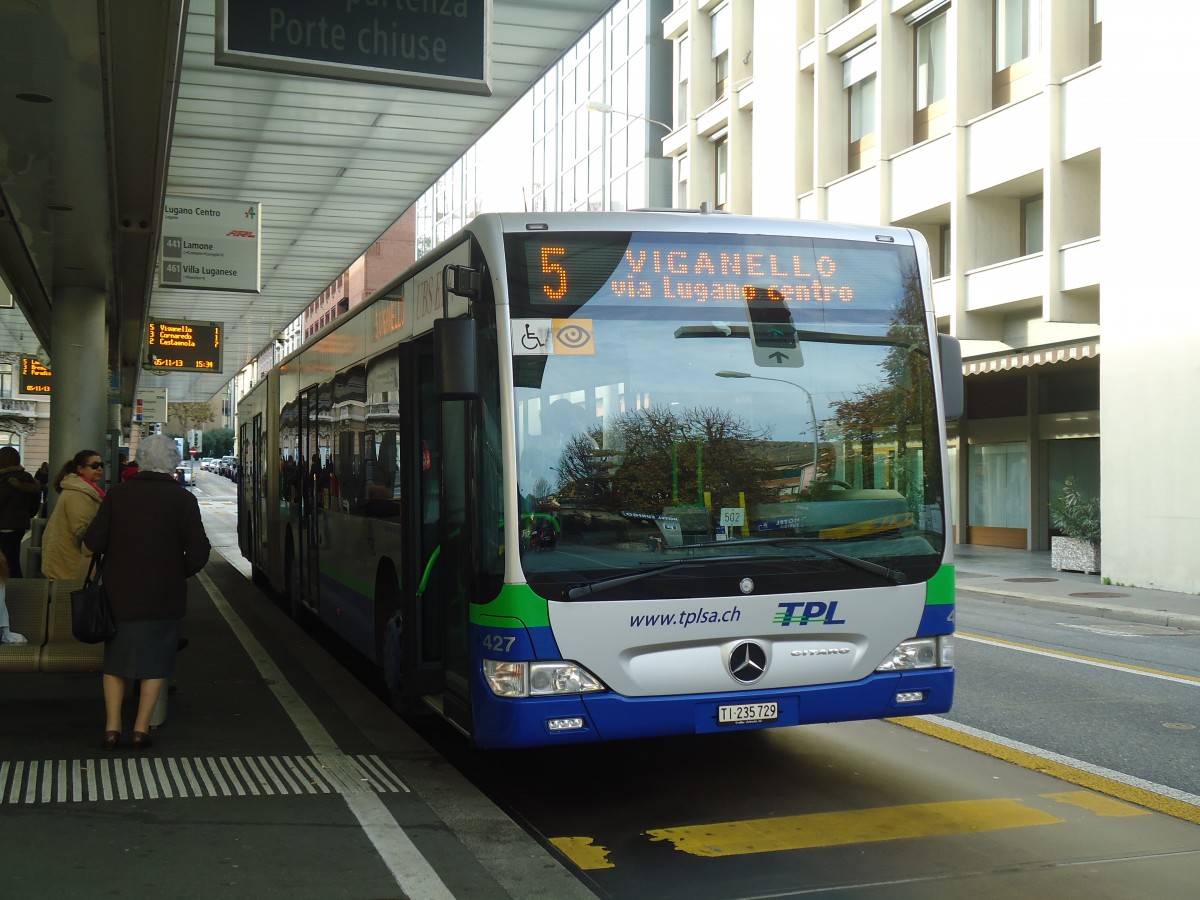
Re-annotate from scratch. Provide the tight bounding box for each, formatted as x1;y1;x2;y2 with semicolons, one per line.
549;836;614;870
892;716;1200;825
645;798;1061;857
1042;790;1149;817
956;631;1200;684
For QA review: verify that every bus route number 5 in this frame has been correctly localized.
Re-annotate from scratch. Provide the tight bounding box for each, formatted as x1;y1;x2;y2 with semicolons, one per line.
483;634;516;653
540;246;567;300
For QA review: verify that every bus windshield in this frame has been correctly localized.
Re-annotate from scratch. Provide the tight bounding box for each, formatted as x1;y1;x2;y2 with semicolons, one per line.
505;229;946;600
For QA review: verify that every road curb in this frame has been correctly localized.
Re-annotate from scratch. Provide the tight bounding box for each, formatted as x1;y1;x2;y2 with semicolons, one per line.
958;585;1200;631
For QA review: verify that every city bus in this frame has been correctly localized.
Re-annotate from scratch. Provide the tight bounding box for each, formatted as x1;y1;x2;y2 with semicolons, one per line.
237;210;962;749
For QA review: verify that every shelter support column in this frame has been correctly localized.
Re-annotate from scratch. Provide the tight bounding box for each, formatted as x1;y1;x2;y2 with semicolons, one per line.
48;286;108;507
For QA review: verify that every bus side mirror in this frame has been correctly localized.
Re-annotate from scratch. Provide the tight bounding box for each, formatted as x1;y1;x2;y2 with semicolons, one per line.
436;317;478;400
436;264;480;400
938;334;963;420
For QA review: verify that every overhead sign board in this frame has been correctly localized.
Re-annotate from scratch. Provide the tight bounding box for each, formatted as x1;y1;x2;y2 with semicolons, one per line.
147;320;224;373
215;0;492;96
161;197;262;293
19;357;52;395
136;386;168;424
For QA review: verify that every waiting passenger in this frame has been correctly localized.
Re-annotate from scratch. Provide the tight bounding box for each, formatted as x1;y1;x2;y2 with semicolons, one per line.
0;446;42;578
0;555;28;645
41;449;106;581
83;435;210;751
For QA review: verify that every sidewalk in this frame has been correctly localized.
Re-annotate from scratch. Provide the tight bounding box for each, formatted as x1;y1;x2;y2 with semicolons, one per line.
953;544;1200;630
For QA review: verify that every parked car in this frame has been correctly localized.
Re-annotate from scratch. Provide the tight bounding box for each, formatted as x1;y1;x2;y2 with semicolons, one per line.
218;456;237;478
200;457;215;471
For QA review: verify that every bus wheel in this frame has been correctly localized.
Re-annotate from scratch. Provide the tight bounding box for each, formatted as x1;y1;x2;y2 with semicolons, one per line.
374;563;413;713
284;533;302;619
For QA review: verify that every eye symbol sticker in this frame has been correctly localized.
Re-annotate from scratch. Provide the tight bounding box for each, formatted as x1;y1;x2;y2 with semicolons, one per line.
556;324;590;348
552;318;595;355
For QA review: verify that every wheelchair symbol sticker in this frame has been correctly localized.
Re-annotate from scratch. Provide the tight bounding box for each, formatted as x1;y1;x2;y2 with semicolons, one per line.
512;319;595;356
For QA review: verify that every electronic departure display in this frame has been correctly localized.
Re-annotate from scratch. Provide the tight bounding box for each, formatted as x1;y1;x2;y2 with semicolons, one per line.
19;357;52;394
146;319;223;373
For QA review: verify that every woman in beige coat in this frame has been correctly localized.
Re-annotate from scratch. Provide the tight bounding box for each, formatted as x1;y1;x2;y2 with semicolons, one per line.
41;449;105;581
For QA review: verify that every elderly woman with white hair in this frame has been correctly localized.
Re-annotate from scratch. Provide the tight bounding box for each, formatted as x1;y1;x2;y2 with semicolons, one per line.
83;435;211;751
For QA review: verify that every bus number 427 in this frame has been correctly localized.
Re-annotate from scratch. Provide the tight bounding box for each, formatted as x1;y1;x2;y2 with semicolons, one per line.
483;634;516;653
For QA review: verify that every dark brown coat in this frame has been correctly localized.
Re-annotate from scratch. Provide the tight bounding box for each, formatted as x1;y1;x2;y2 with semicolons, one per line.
82;472;211;621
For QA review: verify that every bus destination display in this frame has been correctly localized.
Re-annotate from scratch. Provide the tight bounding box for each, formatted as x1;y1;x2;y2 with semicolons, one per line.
514;233;909;312
147;319;223;372
20;357;52;394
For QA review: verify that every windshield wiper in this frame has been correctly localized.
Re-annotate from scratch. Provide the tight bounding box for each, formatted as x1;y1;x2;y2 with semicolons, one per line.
564;555;771;600
689;537;907;584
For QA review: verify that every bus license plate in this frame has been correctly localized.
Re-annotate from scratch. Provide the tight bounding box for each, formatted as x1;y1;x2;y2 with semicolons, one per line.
718;702;778;724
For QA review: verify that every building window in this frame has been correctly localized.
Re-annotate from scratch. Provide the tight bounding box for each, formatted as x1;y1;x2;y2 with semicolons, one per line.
993;0;1040;106
676;34;689;126
1089;0;1102;65
714;138;729;210
938;223;952;278
969;441;1030;538
911;3;949;143
0;365;11;400
843;42;877;173
711;3;731;102
1021;195;1043;255
676;153;689;208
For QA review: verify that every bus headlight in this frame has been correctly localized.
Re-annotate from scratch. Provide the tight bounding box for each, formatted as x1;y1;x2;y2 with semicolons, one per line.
875;635;953;672
483;660;526;697
483;659;606;697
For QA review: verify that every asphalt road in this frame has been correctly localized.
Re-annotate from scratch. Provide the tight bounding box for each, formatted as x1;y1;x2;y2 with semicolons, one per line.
949;593;1200;799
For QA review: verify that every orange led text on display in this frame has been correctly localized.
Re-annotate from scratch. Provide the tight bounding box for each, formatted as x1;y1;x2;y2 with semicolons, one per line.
537;246;855;304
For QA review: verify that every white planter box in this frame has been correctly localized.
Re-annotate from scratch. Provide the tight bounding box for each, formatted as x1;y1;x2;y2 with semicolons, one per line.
1051;536;1100;575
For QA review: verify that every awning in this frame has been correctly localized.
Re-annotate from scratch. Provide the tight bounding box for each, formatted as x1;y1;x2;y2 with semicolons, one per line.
962;339;1099;376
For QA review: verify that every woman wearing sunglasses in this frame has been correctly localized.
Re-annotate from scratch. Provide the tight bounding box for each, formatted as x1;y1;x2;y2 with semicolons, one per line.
41;449;106;581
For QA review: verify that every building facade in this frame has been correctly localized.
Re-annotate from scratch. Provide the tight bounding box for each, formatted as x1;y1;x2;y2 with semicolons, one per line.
659;0;1200;594
659;3;1099;555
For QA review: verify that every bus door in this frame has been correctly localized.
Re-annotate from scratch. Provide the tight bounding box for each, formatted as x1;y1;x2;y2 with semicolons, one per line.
295;385;320;613
413;346;474;734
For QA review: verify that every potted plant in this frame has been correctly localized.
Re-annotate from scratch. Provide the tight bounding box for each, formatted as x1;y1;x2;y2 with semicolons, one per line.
1049;477;1101;574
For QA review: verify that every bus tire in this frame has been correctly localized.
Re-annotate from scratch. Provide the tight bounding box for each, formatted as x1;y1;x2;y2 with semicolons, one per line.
284;531;303;620
374;560;415;714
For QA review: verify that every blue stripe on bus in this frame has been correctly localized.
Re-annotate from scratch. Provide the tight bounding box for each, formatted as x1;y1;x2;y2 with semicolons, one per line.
467;657;953;749
469;619;953;747
915;602;955;637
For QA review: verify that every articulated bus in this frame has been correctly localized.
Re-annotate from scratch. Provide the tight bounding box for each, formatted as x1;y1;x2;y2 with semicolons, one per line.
237;210;963;749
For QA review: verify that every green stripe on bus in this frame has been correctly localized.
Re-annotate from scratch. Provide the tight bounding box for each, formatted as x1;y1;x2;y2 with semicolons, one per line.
318;564;374;598
471;583;550;627
926;564;955;605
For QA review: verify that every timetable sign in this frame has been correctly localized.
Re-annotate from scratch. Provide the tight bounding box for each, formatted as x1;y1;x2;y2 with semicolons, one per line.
146;320;224;373
19;357;52;394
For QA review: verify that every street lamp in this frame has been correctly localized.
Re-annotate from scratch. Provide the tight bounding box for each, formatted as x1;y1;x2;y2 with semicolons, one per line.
716;370;821;476
583;99;672;133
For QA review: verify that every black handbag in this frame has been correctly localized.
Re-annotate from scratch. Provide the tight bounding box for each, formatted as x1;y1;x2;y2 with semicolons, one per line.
70;554;117;644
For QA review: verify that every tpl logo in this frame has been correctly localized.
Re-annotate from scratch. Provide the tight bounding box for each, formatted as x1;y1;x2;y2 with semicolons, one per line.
774;600;847;626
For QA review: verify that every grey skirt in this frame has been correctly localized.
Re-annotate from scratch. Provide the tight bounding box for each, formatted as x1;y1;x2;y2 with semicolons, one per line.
103;619;182;680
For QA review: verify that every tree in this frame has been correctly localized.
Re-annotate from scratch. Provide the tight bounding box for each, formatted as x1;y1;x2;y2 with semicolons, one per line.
168;401;215;440
203;427;234;458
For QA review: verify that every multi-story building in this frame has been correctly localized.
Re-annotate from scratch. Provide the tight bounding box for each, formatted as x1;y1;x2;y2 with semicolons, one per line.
655;1;1197;594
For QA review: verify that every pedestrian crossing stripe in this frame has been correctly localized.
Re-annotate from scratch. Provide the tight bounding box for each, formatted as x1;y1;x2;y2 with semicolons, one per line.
0;754;408;805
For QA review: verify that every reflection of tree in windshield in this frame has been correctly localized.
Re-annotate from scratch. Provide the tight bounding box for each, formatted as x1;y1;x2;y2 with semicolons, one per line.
828;262;941;529
540;404;774;519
